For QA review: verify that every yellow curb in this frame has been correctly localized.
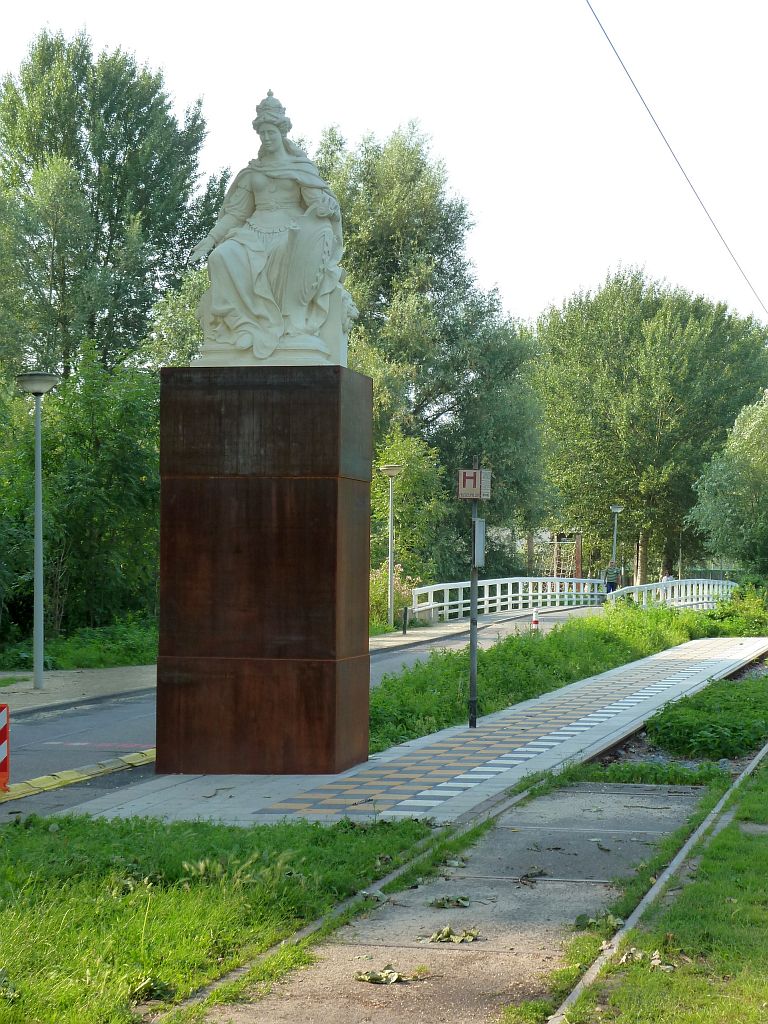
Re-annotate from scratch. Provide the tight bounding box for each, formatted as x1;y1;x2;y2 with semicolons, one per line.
50;769;92;784
1;781;39;799
77;763;110;778
0;748;156;803
24;775;61;791
121;750;155;767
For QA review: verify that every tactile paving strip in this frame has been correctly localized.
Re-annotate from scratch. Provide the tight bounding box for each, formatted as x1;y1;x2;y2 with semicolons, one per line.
262;638;765;818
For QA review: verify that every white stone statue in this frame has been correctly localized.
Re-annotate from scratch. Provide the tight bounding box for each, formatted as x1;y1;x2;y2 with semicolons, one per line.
189;91;356;366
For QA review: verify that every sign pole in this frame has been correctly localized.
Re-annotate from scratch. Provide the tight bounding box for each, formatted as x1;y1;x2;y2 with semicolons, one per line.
469;456;479;728
457;458;490;731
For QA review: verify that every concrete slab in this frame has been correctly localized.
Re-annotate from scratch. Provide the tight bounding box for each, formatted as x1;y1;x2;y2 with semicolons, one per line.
447;784;703;883
499;782;705;832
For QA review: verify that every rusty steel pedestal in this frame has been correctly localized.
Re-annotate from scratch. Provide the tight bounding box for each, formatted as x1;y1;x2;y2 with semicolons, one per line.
156;366;372;775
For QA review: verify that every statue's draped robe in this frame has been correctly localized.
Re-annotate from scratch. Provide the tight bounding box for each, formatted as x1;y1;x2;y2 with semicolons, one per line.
199;155;345;359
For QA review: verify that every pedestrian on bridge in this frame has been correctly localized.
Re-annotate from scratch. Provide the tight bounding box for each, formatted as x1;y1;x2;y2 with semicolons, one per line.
604;559;620;593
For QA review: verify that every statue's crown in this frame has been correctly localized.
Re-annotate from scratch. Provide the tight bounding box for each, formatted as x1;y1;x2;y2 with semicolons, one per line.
253;90;292;134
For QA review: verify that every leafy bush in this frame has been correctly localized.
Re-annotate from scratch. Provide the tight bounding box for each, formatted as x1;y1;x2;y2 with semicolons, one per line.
646;675;768;758
0;617;158;670
369;562;420;631
703;584;768;636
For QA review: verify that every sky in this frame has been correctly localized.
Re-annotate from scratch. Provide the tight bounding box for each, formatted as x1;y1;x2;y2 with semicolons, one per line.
2;1;767;326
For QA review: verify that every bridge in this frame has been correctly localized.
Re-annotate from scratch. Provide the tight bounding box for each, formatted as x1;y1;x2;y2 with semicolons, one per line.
411;576;737;622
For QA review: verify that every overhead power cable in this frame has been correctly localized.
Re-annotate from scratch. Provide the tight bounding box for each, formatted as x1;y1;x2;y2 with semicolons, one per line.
584;0;768;318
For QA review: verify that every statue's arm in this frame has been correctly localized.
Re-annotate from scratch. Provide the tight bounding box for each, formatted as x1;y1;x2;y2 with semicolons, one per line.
189;175;255;263
300;185;340;221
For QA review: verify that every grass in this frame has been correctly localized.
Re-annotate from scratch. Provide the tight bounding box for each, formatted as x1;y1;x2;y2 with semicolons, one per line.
0;677;27;689
368;597;760;752
536;758;730;793
0;814;431;1024
559;762;768;1024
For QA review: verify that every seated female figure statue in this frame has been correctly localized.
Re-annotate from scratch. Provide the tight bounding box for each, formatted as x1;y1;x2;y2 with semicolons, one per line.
189;91;356;366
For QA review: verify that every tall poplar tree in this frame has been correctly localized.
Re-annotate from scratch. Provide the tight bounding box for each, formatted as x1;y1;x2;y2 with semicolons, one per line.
0;30;226;374
534;270;768;581
689;393;768;574
316;125;544;572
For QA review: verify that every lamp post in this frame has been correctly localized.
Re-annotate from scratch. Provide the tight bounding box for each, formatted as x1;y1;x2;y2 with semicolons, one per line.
379;464;403;628
610;503;624;565
16;371;60;691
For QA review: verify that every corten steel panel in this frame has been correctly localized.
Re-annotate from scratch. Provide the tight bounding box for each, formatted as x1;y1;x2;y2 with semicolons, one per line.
335;479;371;657
160;477;370;661
157;365;372;774
160;366;372;481
155;655;369;774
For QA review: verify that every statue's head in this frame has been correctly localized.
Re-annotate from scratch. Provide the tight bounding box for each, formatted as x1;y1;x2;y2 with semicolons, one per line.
252;91;292;136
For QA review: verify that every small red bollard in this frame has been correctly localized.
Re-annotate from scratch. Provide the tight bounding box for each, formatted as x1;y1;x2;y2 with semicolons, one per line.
0;704;9;792
530;608;540;632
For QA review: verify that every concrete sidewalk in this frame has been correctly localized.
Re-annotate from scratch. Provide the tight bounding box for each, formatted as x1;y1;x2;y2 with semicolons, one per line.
0;607;570;715
60;634;768;827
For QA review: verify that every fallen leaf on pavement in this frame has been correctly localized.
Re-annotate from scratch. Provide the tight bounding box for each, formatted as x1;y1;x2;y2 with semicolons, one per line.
427;925;480;943
429;895;470;908
356;965;406;985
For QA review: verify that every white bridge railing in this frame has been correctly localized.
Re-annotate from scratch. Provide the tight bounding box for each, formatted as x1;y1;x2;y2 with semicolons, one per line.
610;578;737;610
411;576;737;622
411;577;604;621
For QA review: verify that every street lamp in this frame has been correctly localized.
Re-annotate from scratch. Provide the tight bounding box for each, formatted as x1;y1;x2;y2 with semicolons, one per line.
380;464;403;628
16;371;60;691
610;504;624;565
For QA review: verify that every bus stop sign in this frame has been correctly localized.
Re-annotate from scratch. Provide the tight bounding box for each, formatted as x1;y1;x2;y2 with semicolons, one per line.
458;468;491;500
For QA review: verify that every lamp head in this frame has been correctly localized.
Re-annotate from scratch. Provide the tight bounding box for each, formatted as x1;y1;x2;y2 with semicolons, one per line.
610;504;624;515
380;464;403;479
16;371;60;396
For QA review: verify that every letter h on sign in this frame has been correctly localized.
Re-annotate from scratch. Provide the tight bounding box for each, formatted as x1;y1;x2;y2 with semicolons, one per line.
457;469;491;500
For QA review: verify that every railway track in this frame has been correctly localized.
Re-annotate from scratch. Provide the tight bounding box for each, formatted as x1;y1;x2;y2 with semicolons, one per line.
153;722;768;1022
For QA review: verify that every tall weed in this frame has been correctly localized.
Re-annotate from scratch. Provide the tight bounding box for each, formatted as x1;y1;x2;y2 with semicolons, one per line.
369;562;420;631
646;675;768;758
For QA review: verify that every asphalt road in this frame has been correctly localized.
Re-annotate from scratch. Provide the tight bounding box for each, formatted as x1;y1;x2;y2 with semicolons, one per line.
8;692;156;783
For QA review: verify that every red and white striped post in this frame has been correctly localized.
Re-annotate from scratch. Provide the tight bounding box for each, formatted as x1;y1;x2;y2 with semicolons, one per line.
0;704;9;792
530;608;540;632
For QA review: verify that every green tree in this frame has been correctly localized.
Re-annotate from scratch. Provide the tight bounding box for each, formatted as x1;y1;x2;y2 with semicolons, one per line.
141;267;208;368
371;429;459;582
0;30;226;374
0;382;29;638
689;392;768;573
8;156;95;374
317;125;544;576
534;270;768;581
2;350;160;633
